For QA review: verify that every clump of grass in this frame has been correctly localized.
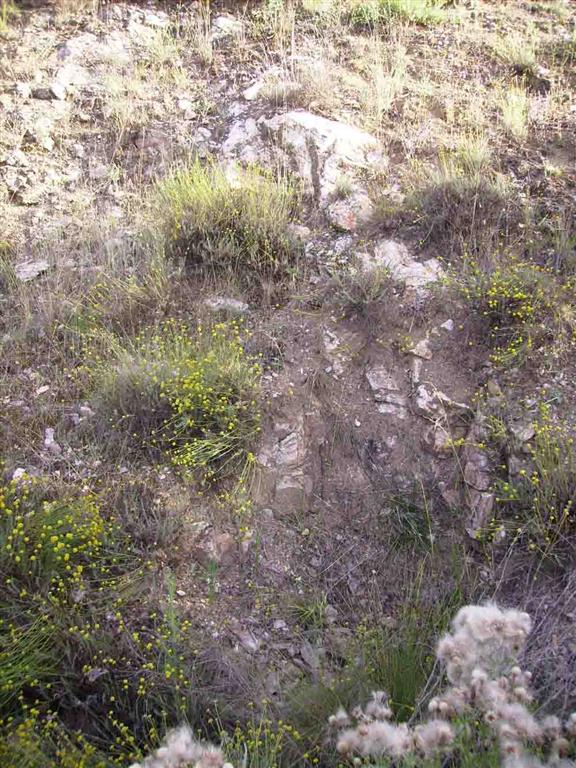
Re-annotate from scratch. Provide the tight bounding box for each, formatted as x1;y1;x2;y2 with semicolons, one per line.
554;29;576;64
347;0;381;28
400;135;515;255
154;160;299;285
453;259;552;365
300;0;339;22
284;558;467;766
330;603;569;765
179;0;213;67
213;715;308;768
0;0;18;34
362;40;409;129
288;593;328;632
89;320;261;480
328;261;394;317
491;31;538;76
453;131;492;178
499;84;529;140
0;477;210;764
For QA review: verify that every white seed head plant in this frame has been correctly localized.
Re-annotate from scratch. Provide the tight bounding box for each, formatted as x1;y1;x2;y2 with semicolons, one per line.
329;604;576;766
129;726;234;768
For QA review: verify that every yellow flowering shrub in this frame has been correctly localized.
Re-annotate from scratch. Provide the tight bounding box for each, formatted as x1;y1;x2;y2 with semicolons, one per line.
452;258;570;366
494;405;576;563
91;321;261;481
0;479;201;765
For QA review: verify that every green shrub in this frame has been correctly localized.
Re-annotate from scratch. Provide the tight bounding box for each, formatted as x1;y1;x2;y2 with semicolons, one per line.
90;320;261;480
328;261;394;317
154;160;299;284
347;0;381;28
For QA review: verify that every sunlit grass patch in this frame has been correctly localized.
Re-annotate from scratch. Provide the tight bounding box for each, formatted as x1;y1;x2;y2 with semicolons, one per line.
89;320;261;481
362;38;409;130
347;0;450;27
381;0;450;25
491;31;538;76
499;83;529;140
0;0;18;35
154;159;300;285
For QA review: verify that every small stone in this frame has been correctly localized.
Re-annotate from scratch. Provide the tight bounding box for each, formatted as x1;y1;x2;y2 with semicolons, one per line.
212;15;244;39
299;640;321;671
326;192;374;232
325;604;338;624
15;260;50;281
414;385;438;418
510;423;535;444
175;589;186;597
410;338;433;360
380;392;408;407
369;239;443;293
32;83;67;101
410;357;423;385
204;296;249;314
88;163;108;181
377;403;407;419
177;97;194;113
422;424;452;457
466;491;495;540
243;80;265;101
439;319;454;332
463;452;491;491
232;627;260;653
44;427;62;455
287;223;311;242
273;619;288;631
144;11;170;27
438;482;460;510
15;82;31;99
35;385;50;396
11;467;27;481
486;378;503;397
366;366;399;398
1;149;29;167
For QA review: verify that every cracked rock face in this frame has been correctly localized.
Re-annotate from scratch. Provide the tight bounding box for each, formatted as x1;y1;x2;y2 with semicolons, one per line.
256;422;312;511
222;110;382;207
365;366;408;419
263;111;381;202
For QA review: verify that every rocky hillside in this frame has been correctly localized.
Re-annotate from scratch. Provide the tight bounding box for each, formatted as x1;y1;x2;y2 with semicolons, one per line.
0;0;576;765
